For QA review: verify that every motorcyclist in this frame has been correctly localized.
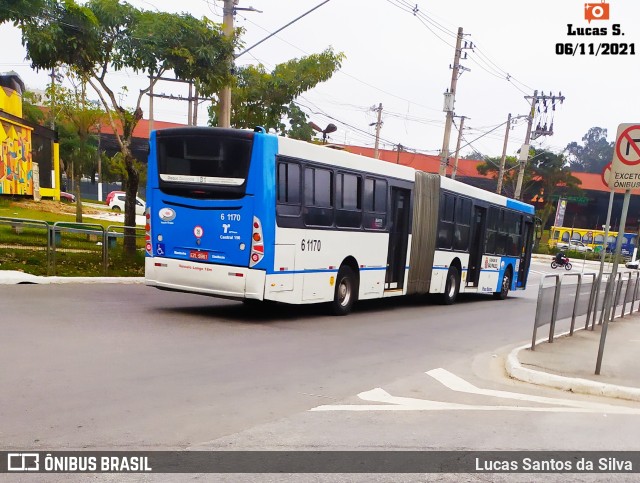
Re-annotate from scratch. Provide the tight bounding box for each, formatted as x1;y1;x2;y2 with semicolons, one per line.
555;250;566;264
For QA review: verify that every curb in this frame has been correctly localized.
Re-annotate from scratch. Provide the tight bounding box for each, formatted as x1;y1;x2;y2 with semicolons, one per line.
0;271;144;285
506;340;640;403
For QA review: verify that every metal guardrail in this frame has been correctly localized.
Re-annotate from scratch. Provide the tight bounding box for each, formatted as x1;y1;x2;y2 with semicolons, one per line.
531;269;640;351
52;221;106;275
0;216;144;275
104;224;145;276
0;216;52;275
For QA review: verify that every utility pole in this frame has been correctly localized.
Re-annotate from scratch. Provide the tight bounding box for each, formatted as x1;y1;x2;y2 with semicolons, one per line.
439;27;471;176
219;0;237;128
396;144;403;164
514;90;565;200
371;103;383;159
49;68;56;130
192;84;199;125
450;115;466;180
187;81;193;126
148;75;154;134
496;113;512;195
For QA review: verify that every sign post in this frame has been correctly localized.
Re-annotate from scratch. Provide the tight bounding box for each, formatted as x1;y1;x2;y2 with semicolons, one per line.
596;123;640;374
589;163;616;331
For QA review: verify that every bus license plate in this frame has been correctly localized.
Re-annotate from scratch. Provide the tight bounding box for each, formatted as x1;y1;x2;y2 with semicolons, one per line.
189;250;208;261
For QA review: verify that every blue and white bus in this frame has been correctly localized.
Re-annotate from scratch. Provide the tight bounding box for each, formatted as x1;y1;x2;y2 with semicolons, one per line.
145;127;537;315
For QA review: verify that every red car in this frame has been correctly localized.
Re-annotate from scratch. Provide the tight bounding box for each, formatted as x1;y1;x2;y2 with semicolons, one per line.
105;190;125;206
60;191;76;202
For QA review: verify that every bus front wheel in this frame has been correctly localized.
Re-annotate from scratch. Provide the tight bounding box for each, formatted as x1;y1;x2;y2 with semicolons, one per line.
493;268;512;300
331;265;358;316
441;266;460;305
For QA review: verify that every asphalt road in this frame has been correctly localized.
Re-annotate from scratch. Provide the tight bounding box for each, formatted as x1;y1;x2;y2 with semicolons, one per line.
1;260;639;463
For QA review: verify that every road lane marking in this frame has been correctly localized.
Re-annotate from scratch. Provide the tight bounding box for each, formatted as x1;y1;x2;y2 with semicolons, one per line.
310;369;640;414
426;368;623;410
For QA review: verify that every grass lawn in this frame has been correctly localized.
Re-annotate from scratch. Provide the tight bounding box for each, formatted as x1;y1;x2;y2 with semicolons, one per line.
0;197;144;277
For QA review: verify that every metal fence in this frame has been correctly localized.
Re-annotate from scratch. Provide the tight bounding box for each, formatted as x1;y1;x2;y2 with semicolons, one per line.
0;216;144;276
531;270;640;350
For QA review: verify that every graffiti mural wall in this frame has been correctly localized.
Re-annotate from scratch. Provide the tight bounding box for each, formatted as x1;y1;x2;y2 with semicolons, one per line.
0;72;53;197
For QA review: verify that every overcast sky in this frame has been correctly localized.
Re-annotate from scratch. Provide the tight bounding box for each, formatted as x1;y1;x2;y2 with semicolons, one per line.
1;0;638;159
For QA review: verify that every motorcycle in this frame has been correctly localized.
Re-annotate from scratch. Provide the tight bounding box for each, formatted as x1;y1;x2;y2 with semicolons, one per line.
551;255;572;270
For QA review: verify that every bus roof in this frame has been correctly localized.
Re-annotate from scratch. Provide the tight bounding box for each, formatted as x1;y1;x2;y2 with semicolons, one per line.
276;134;535;214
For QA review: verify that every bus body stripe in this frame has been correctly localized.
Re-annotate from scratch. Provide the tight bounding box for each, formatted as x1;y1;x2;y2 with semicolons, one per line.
506;198;535;214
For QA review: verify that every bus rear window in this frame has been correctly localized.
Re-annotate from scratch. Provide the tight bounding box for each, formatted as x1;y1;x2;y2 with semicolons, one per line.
156;133;253;199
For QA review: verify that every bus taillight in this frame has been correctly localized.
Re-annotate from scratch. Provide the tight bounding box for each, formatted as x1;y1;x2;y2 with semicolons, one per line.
250;216;264;267
145;208;152;256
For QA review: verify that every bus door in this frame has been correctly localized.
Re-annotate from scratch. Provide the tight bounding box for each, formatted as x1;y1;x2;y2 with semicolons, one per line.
517;219;534;288
467;205;486;287
385;188;411;291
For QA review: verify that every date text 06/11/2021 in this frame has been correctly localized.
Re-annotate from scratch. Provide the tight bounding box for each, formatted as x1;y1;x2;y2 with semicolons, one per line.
558;23;635;55
556;43;635;56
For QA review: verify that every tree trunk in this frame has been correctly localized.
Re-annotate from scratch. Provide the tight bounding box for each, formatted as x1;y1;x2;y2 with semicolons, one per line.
75;173;83;223
123;150;139;256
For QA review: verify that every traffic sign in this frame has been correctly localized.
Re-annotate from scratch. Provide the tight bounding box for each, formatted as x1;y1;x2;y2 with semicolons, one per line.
610;123;640;189
600;162;625;192
601;162;611;188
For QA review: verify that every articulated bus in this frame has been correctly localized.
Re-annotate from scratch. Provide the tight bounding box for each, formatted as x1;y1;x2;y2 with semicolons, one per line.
144;127;537;315
550;226;637;256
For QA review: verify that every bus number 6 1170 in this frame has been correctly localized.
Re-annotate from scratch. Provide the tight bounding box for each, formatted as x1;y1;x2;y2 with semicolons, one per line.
301;239;321;251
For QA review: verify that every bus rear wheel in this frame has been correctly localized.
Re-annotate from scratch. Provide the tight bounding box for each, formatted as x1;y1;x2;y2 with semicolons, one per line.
493;268;512;300
331;265;358;316
441;266;460;305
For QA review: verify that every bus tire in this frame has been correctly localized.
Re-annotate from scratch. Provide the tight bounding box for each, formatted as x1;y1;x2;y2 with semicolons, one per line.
441;266;460;305
331;265;358;316
493;268;512;300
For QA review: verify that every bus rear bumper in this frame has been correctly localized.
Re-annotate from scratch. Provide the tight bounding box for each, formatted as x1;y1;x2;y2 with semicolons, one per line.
145;257;265;300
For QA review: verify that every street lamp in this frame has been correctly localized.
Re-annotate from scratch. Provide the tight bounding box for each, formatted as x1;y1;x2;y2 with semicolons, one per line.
310;122;337;144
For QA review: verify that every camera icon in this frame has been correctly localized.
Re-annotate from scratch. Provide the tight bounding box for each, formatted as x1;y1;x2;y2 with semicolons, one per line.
7;453;40;472
584;2;610;23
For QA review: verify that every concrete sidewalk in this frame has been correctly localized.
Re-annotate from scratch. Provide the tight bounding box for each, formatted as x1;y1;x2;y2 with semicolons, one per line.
506;315;640;402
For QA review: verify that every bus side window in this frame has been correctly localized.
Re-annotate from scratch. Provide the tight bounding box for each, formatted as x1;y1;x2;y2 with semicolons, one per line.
276;161;301;218
363;177;387;230
336;172;362;228
303;166;333;227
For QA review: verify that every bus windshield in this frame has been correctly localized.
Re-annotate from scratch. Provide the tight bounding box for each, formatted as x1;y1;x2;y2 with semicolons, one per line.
156;129;254;199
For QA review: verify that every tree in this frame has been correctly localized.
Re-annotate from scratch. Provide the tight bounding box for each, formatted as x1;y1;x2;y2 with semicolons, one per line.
462;149;485;160
48;77;103;222
476;155;524;198
21;90;46;125
209;48;344;132
285;103;316;141
5;0;235;253
565;127;613;173
526;149;583;230
0;0;44;22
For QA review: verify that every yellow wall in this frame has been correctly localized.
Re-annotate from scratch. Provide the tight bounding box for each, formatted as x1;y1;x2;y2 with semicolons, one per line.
0;85;23;118
39;142;60;200
0;77;60;199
